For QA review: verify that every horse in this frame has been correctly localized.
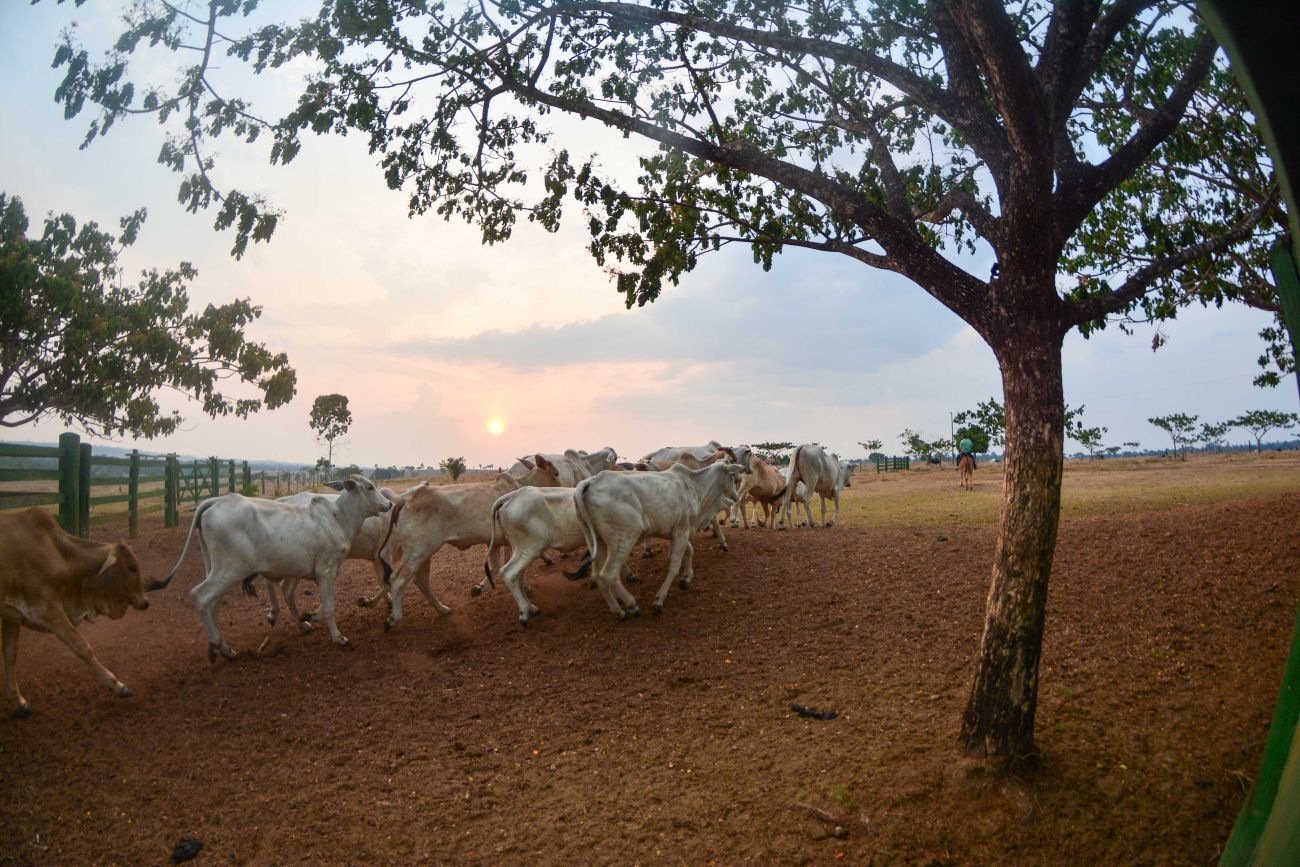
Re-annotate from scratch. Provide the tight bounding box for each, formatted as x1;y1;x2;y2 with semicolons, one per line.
957;453;975;490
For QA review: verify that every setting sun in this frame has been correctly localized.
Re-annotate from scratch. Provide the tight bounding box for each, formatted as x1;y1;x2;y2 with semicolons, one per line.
486;416;506;436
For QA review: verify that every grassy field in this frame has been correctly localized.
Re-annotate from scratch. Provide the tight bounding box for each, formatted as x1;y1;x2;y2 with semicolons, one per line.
837;449;1300;528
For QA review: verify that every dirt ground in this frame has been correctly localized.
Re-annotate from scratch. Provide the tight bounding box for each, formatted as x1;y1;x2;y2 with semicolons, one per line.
2;461;1299;865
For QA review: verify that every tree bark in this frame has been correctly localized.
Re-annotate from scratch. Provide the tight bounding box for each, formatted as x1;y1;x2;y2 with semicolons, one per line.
959;322;1066;762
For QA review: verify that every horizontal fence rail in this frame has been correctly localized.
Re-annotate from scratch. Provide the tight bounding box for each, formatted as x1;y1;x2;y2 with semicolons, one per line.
0;434;271;538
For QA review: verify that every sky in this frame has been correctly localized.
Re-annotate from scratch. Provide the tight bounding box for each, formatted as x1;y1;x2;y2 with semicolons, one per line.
1;3;1296;469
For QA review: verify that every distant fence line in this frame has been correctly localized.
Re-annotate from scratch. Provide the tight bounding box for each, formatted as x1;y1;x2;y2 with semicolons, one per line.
0;433;327;539
875;455;911;472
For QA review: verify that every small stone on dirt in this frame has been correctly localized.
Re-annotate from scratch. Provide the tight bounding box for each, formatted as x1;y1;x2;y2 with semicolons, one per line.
170;837;202;863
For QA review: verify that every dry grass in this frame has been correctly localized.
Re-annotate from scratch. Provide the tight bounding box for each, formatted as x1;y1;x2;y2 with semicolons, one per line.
837;450;1300;529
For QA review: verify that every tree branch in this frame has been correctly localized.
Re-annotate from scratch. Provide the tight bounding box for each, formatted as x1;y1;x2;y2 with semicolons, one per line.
1066;190;1277;325
1056;32;1219;242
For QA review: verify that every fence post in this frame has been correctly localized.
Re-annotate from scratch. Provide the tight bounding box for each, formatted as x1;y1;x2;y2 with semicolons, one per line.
78;442;92;538
209;457;219;500
57;432;81;534
243;461;251;494
165;454;178;528
128;450;140;538
228;459;236;493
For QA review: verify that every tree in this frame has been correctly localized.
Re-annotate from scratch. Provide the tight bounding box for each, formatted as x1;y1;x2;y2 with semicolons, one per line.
1231;410;1300;453
752;441;794;465
898;429;946;462
1149;413;1200;460
955;425;991;455
1073;426;1107;459
309;394;351;476
1123;441;1142;452
55;2;1282;761
858;439;883;454
953;400;1008;449
439;456;467;481
1104;445;1121;458
1200;420;1233;452
0;193;294;437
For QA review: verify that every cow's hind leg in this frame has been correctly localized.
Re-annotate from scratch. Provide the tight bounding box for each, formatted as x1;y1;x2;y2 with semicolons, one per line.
190;571;242;661
500;546;543;626
2;619;31;718
282;578;315;633
412;570;453;615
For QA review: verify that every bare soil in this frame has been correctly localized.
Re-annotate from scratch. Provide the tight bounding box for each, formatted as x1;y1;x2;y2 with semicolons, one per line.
2;474;1298;865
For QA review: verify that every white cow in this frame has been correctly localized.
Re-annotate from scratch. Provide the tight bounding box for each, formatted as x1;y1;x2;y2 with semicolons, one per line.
570;462;747;617
641;442;754;470
380;465;562;631
508;448;618;486
258;483;427;626
780;444;852;529
163;475;393;660
480;486;588;626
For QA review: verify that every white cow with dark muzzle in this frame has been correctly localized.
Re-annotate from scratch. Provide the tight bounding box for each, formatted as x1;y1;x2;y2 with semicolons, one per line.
569;462;747;617
162;475;393;661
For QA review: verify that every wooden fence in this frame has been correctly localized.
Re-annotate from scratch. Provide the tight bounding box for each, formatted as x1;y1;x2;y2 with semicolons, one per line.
875;455;912;472
0;433;272;539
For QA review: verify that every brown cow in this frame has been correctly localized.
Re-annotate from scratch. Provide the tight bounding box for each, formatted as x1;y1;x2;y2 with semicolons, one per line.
0;509;162;718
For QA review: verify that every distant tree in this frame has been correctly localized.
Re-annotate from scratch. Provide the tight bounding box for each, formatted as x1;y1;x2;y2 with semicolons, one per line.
1123;441;1142;452
0;193;294;437
1104;446;1122;458
953;400;1007;449
1149;414;1200;460
858;439;883;455
752;441;794;465
309;394;352;476
335;463;362;480
1074;426;1108;459
955;425;991;455
1231;409;1299;453
1199;420;1233;452
899;429;946;462
439;456;467;481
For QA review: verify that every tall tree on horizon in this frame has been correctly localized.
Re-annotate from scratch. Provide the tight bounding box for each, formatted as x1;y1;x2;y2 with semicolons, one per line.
46;0;1283;761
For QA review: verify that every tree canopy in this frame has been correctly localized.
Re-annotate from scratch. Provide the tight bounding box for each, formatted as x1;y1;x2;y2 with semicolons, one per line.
1231;409;1298;452
46;0;1283;760
0;192;295;437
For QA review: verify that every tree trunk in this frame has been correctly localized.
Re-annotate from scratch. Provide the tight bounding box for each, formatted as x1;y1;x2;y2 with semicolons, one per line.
959;325;1065;762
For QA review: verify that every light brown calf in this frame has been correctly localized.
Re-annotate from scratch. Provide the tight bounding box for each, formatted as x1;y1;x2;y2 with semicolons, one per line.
0;509;162;718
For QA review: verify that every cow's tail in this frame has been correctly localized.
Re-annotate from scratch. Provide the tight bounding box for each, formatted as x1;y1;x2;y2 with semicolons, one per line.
375;493;410;586
565;479;597;581
153;497;219;590
483;492;511;587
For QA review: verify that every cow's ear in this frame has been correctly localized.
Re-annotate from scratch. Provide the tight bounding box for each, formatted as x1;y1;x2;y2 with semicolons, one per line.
343;479;358;492
518;457;535;469
536;455;554;471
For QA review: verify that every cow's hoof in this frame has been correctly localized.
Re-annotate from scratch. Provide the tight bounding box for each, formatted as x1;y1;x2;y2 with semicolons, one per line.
384;618;396;632
13;704;33;719
265;613;277;626
519;617;529;628
297;621;313;634
207;644;220;663
115;685;134;699
679;577;691;590
720;543;729;553
471;584;484;597
356;597;376;608
337;637;353;650
221;646;239;660
528;604;541;616
652;602;663;615
625;605;641;618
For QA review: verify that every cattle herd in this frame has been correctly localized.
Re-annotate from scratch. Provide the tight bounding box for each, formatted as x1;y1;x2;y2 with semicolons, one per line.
0;441;854;717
